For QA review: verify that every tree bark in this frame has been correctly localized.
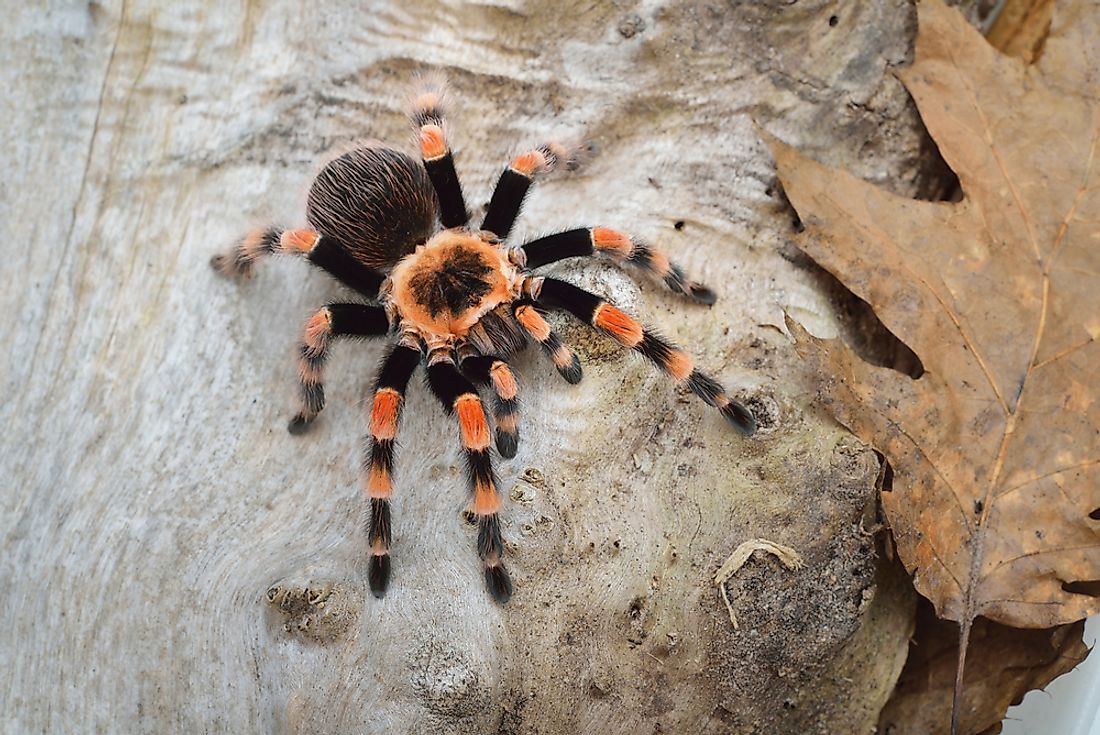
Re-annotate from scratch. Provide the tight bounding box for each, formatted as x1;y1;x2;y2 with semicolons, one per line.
1;1;981;732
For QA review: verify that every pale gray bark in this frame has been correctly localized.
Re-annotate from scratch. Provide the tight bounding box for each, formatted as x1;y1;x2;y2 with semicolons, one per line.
1;1;979;732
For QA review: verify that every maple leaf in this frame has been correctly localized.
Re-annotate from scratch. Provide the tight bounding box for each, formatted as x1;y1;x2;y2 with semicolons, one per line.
776;0;1100;627
769;0;1099;726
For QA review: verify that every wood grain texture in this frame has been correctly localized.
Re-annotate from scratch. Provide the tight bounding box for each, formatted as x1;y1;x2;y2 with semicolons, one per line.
0;1;979;732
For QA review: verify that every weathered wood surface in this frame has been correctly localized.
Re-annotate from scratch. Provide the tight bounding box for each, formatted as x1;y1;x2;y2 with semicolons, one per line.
0;1;979;732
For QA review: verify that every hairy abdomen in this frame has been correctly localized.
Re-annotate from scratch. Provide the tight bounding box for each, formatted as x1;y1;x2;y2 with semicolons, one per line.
307;147;437;270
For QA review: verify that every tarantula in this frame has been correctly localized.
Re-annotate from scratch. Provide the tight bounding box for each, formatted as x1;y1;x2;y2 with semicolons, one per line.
212;85;756;603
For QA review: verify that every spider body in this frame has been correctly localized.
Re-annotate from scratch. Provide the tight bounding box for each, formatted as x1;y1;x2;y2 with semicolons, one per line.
212;84;756;603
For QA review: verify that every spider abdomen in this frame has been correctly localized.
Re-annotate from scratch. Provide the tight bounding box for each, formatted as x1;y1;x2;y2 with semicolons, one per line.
306;146;437;271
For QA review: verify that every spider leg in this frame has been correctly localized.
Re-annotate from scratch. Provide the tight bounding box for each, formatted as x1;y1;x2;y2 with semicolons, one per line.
410;86;468;229
363;342;421;597
426;354;512;603
481;143;570;241
518;227;716;305
288;303;391;434
211;226;386;298
534;277;756;434
512;301;583;384
459;348;522;459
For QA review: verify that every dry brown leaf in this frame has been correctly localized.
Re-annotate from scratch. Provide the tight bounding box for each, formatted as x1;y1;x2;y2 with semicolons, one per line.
877;600;1088;735
985;0;1054;63
772;0;1100;632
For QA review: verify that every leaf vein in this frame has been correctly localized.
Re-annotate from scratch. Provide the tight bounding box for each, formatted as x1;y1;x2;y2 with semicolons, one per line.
988;543;1100;574
995;458;1100;500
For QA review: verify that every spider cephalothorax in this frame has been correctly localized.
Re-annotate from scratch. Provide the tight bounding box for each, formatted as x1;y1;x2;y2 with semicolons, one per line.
212;84;756;603
389;232;517;335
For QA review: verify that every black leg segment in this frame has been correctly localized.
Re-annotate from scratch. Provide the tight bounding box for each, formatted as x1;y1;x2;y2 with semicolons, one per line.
424;153;468;229
307;237;387;298
482;169;530;240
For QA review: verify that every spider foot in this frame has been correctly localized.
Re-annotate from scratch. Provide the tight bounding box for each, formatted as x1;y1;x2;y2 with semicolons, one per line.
687;283;717;305
721;400;756;436
484;564;512;604
287;413;316;435
556;353;583;384
496;430;518;459
369;554;391;598
209;253;251;279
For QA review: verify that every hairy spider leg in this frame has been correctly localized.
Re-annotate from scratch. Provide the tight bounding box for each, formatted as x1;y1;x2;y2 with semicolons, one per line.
426;357;512;603
363;343;421;597
481;143;570;240
289;303;391;434
521;227;717;305
410;87;468;229
512;302;583;384
536;277;756;434
460;352;522;459
211;226;386;298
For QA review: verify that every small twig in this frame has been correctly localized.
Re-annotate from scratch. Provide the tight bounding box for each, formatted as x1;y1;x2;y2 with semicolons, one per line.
713;538;804;630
